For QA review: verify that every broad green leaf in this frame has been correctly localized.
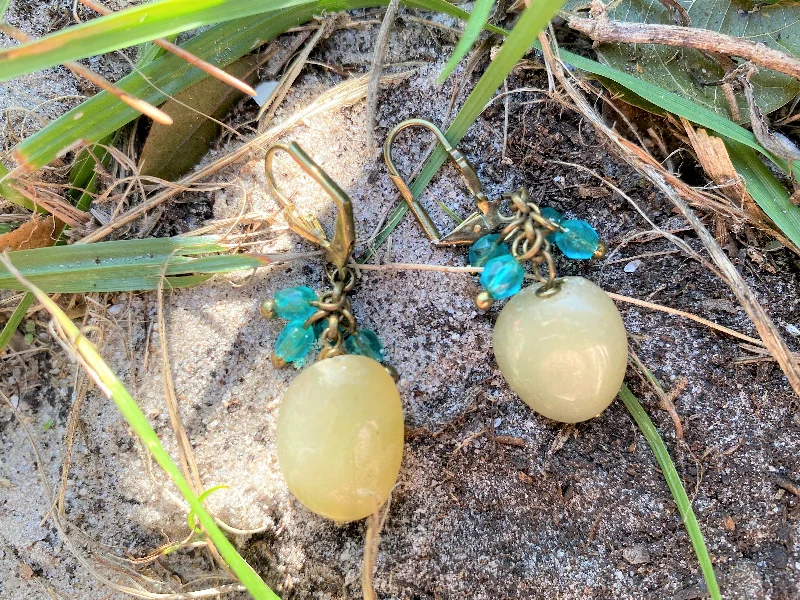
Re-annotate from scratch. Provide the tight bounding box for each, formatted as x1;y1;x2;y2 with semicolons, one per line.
437;0;494;84
0;236;264;293
139;55;262;181
563;0;800;119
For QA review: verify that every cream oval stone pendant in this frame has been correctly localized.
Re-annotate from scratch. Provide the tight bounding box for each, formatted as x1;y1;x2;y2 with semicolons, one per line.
493;276;628;423
276;355;404;522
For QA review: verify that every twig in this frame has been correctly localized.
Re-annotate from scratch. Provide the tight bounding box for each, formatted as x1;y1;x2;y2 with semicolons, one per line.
538;30;800;397
606;292;763;347
629;350;685;441
0;23;172;125
258;20;333;128
361;511;380;600
568;16;800;82
76;0;256;96
366;0;401;153
76;71;415;244
772;474;800;497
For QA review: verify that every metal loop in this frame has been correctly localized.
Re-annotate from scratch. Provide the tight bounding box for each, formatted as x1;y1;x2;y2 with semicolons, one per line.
383;118;512;246
264;142;355;269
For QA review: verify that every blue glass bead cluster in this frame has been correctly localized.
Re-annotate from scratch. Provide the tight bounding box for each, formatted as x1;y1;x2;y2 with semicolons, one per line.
472;208;600;301
266;286;386;365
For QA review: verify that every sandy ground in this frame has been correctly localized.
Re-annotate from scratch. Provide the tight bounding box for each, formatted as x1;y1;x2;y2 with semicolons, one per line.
2;2;800;599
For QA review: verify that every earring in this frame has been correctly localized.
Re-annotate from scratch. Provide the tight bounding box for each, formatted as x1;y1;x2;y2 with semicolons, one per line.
262;142;403;522
384;119;627;424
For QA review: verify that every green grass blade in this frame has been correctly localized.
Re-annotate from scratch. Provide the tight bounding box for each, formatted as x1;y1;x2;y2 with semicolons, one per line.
367;1;564;256
0;0;10;20
0;236;264;293
7;0;444;170
554;48;799;180
618;384;721;600
0;0;314;81
0;257;279;600
725;140;800;249
436;0;494;84
0;292;34;353
0;163;36;212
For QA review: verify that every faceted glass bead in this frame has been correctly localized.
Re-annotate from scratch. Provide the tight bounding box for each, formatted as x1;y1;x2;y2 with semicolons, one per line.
276;355;404;522
345;329;385;362
540;207;563;225
313;320;327;340
554;219;599;260
274;286;317;320
275;320;315;362
480;254;524;300
469;234;510;267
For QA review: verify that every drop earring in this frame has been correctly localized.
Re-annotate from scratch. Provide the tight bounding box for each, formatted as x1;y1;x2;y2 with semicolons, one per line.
262;142;404;522
384;119;628;424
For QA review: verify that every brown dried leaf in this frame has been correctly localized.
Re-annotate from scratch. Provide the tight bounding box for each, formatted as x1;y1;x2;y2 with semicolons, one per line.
0;216;61;251
138;54;264;182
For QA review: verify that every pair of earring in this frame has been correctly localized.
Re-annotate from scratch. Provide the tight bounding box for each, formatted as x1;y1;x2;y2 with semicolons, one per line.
260;120;628;524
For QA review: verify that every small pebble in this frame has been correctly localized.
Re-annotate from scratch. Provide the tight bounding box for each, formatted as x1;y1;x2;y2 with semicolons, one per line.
623;544;650;565
624;259;642;273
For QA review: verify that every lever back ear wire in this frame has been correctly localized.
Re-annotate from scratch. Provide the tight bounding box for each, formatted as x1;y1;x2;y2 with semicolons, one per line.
382;119;627;425
264;142;355;270
383;118;495;246
384;118;607;309
261;141;404;525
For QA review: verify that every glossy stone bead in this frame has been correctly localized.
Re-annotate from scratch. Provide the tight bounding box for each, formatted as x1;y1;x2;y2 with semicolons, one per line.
275;320;315;363
553;219;599;260
493;276;628;423
276;355;404;522
480;254;524;300
345;329;386;362
469;234;510;267
274;286;317;320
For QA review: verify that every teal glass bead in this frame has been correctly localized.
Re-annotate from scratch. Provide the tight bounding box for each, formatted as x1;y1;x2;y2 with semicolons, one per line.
554;219;600;260
313;320;327;340
274;286;317;321
275;320;315;362
540;207;563;225
480;254;524;300
469;234;510;267
345;329;386;362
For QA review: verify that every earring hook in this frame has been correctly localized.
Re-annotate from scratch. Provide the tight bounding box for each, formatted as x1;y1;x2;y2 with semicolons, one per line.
383;118;512;246
265;142;355;269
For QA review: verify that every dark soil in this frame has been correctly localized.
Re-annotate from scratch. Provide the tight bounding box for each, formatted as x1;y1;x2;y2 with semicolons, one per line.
2;6;800;600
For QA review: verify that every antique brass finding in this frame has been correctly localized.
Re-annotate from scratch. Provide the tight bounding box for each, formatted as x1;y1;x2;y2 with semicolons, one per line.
383;118;514;246
264;142;360;361
384;118;608;307
264;142;355;269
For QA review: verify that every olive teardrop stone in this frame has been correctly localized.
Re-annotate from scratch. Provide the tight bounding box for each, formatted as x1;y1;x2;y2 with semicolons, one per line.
493;277;628;423
276;355;404;522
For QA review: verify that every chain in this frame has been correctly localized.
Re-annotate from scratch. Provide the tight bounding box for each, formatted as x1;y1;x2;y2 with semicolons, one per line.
498;188;564;294
303;265;358;360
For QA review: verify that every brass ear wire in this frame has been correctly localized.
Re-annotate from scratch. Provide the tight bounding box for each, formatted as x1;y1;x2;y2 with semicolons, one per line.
383;118;514;246
264;142;355;269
